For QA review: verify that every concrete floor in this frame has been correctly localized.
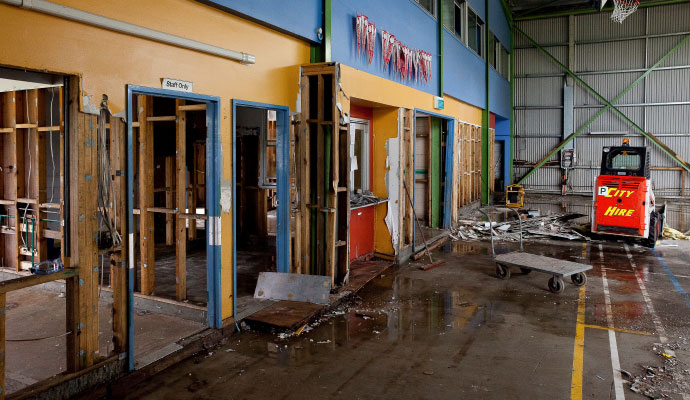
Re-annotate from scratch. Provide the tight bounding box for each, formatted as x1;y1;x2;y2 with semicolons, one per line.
122;237;690;399
2;278;206;395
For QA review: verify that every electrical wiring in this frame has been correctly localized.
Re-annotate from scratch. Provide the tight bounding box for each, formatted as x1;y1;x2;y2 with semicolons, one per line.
97;95;122;248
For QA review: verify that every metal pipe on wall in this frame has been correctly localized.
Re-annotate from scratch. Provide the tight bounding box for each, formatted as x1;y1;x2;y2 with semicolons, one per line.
0;0;256;64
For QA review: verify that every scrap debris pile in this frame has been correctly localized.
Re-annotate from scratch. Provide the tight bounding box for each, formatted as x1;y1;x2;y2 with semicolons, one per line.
451;211;588;242
628;342;690;398
350;191;385;208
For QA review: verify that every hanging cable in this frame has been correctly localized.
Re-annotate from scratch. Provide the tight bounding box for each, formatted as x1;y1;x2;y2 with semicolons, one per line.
97;95;122;248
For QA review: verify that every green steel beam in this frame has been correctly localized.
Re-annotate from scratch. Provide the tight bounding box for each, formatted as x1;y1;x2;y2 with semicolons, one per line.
324;0;332;62
515;27;690;185
515;0;690;21
499;0;514;27
481;0;490;204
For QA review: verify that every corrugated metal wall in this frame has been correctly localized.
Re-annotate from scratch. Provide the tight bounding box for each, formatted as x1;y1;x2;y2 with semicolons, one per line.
514;4;690;197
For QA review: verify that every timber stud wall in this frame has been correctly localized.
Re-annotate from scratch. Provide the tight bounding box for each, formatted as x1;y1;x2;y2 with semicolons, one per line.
296;63;351;286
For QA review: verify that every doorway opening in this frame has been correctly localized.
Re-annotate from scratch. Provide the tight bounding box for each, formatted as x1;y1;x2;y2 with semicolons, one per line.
126;86;221;369
413;113;454;247
232;101;289;319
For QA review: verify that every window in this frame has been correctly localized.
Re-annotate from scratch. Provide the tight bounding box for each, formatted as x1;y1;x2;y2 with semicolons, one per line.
467;7;484;57
259;110;277;188
608;150;641;170
499;43;510;80
488;31;496;68
350;120;370;193
415;0;437;17
442;0;464;41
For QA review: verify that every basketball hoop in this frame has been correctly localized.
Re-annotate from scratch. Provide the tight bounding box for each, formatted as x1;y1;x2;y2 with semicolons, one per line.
611;0;639;23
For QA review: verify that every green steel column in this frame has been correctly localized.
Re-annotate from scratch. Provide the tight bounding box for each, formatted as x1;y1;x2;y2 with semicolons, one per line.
438;0;444;97
499;0;514;185
324;0;332;62
481;0;490;205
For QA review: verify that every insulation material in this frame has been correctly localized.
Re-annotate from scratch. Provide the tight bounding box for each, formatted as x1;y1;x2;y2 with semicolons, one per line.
384;137;401;253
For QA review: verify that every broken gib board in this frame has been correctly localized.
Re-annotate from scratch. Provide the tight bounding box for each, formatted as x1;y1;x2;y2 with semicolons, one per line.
254;272;331;305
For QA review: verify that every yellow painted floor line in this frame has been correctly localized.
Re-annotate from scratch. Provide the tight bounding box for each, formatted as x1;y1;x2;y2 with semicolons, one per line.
584;324;654;337
571;243;587;400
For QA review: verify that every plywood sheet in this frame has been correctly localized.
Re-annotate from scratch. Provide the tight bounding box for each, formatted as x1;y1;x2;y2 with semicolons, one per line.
254;272;331;305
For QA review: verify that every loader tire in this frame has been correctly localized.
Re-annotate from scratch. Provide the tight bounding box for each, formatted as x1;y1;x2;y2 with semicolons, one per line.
643;212;659;249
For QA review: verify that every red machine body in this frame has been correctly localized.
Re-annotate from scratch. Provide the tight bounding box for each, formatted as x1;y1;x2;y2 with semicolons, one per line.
591;142;663;247
592;175;651;238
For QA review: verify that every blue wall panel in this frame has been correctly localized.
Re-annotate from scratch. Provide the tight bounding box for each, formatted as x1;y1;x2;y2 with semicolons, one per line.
198;0;322;43
442;30;485;109
495;116;511;186
489;0;510;47
489;68;510;119
331;0;439;96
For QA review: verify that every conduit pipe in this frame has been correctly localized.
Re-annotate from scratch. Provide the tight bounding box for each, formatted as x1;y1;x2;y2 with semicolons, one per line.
1;0;256;64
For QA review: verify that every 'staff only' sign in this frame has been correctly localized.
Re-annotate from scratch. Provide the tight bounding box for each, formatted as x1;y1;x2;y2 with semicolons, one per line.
162;78;193;93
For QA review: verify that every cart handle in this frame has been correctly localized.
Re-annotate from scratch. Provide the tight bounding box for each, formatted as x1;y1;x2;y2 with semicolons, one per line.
510;208;524;252
478;208;496;258
478;207;524;256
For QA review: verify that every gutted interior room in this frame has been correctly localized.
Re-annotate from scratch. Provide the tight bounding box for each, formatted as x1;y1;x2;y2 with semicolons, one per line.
0;0;689;399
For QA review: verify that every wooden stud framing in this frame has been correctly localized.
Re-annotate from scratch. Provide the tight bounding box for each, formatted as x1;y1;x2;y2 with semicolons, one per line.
110;117;127;355
138;95;155;295
164;156;174;245
175;99;187;301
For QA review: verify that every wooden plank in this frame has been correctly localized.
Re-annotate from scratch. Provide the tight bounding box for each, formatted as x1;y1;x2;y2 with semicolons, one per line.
147;207;177;214
175;99;187;301
298;76;309;275
145;116;176;122
316;75;324;276
244;300;324;330
110;117;127;355
66;79;80;372
86;112;100;364
164;156;173;245
1;92;16;270
0;269;75;294
188;143;200;241
138;95;155;295
177;104;205;111
37;126;60;132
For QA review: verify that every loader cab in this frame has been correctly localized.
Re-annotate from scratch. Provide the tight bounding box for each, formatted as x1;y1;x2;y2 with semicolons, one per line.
600;145;650;179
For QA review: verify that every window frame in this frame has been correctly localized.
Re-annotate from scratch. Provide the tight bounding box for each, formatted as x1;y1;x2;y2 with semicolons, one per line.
466;5;485;58
414;0;437;18
349;118;371;193
259;109;277;189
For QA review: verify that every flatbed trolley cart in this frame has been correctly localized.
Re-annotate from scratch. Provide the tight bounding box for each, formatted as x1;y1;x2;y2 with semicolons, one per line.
479;208;592;294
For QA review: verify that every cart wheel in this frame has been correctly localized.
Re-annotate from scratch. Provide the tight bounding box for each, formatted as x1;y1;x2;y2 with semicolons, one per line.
571;273;587;287
520;267;532;275
548;276;565;294
496;264;511;280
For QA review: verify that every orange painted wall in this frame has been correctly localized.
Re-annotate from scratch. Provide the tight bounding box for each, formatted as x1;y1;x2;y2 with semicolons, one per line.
0;0;310;320
341;65;483;254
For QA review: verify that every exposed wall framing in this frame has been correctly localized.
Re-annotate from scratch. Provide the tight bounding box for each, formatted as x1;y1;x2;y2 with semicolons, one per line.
453;122;489;217
296;63;350;286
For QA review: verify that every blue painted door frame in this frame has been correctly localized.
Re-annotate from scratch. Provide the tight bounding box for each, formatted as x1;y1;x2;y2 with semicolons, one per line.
126;85;222;371
412;109;455;247
231;100;290;320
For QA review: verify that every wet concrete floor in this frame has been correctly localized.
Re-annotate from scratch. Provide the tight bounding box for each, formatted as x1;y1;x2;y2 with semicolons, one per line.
123;238;690;399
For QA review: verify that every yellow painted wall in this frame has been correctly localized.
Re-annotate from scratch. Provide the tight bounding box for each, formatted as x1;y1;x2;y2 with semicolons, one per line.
340;65;482;126
0;0;310;320
341;65;483;253
371;108;398;256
